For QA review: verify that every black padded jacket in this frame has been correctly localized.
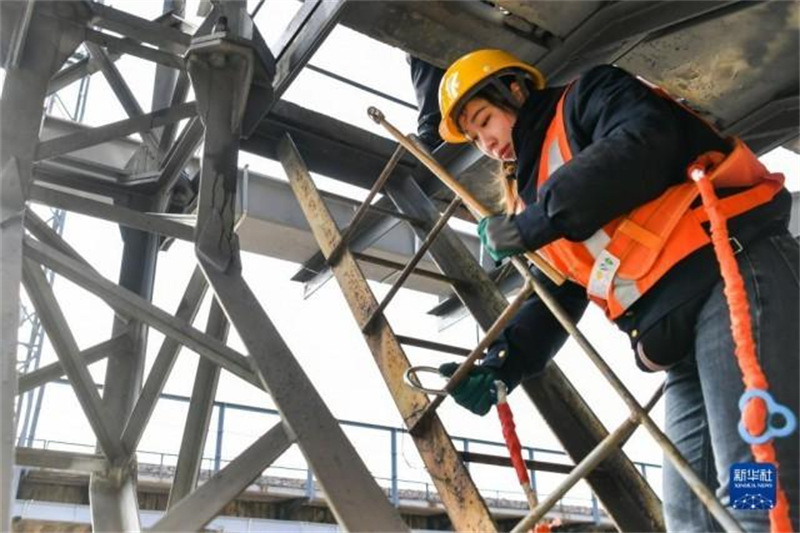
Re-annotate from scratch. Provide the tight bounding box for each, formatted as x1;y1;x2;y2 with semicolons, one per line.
483;65;792;381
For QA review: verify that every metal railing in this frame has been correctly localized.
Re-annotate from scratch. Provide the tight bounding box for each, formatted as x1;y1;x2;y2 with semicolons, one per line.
22;376;663;522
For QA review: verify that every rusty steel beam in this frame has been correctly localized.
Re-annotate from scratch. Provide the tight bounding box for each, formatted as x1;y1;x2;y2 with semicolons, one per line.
280;133;497;532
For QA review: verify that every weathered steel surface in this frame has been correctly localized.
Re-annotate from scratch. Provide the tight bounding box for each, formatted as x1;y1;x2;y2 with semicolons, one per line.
281;134;497;532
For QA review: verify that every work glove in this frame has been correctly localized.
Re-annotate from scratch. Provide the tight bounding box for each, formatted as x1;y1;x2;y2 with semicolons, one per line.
439;362;509;416
477;215;526;262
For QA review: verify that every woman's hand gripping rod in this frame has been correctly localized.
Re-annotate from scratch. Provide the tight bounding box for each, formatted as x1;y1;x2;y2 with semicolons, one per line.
367;106;565;287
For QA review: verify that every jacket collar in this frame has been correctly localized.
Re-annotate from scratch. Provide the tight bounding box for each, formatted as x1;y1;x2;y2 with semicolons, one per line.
511;86;566;193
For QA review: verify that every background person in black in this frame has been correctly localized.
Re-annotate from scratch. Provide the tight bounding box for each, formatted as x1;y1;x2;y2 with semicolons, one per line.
409;50;798;531
408;55;444;151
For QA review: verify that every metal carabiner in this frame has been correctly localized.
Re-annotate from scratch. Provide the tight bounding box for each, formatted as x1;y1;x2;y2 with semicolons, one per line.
403;365;448;396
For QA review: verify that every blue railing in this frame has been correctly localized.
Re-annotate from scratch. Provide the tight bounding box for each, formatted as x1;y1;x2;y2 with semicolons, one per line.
21;381;662;522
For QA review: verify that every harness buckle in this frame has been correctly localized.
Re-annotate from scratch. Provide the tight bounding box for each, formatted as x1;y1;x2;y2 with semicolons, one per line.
730;237;744;255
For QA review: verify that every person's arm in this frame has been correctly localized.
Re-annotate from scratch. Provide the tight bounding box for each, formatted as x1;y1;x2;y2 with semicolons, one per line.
481;268;589;385
513;65;697;251
440;266;587;415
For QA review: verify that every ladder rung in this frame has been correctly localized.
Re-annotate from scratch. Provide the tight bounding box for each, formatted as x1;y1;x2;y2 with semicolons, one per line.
458;451;576;475
361;197;462;332
407;282;535;436
396;335;470;357
364;204;423;225
321;202;424;266
326;145;405;265
352;252;458;284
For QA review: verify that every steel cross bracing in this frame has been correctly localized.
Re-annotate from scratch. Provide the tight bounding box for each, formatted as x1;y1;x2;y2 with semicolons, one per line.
15;207;66;451
1;2;88;527
1;0;412;531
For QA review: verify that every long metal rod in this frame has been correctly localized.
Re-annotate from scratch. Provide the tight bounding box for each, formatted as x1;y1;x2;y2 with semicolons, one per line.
22;237;262;389
352;252;456;284
363;196;462;332
120;267;208;454
512;386;663;531
36;101;196;161
93;183;156;533
29;185;195;242
280;133;497;531
89;2;191;54
4;0;36;70
368;107;565;285
306;64;417;111
21;260;124;462
84;27;184;70
15;447;108;474
167;298;227;508
459;452;574;475
157;117;204;193
517;411;641;531
408;281;534;433
17;334;129;394
327;144;405;265
271;0;348;100
150;422;293;532
84;42;161;154
395;335;471;357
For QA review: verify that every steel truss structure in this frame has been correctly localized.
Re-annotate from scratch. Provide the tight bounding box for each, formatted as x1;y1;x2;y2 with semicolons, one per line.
1;1;796;531
2;1;408;530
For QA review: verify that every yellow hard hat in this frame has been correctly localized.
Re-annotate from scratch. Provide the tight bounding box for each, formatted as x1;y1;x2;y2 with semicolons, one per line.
438;49;545;144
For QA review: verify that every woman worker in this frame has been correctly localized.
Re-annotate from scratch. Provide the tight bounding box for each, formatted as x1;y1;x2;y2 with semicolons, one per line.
433;49;798;532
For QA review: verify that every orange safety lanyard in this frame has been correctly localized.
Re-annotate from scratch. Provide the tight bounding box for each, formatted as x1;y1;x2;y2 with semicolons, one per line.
689;157;796;533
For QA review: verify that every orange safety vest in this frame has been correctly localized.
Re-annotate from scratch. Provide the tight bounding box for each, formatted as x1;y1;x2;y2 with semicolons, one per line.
522;88;785;320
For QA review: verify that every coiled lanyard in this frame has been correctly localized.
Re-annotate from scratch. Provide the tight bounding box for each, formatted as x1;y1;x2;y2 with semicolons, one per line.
690;154;796;532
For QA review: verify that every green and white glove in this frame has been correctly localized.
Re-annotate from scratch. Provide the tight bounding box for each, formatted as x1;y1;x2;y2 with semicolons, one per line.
477;215;526;262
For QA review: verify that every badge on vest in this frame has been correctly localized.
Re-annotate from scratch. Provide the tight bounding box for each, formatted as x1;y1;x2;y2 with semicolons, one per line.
587;250;621;298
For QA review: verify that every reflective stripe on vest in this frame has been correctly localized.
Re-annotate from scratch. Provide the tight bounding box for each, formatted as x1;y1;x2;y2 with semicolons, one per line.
529;84;785;320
